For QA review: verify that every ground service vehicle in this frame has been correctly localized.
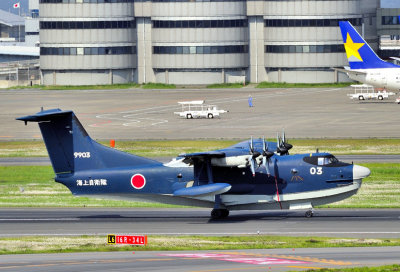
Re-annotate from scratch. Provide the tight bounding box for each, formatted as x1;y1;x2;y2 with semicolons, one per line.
174;100;227;119
347;84;395;100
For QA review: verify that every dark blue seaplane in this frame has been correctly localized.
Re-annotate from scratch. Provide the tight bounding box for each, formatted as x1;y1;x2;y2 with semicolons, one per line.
18;108;370;219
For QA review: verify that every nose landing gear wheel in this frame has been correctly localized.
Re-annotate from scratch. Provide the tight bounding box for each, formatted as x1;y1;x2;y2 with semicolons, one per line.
305;210;314;218
211;209;229;219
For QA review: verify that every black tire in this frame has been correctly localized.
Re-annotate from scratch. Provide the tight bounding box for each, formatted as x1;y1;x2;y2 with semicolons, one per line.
186;114;192;119
211;209;222;219
358;96;364;100
207;113;214;119
378;95;383;100
221;209;229;218
305;210;313;218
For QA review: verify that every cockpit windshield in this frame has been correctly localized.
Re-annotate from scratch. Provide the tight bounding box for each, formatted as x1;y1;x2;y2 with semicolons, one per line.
317;156;338;166
303;155;348;167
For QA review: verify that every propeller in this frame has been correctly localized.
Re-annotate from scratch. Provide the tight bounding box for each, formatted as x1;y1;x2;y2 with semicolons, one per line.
276;130;292;155
248;136;260;177
261;136;274;176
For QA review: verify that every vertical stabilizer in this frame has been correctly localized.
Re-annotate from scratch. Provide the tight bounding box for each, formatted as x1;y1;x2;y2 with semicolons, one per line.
339;21;398;69
17;109;159;175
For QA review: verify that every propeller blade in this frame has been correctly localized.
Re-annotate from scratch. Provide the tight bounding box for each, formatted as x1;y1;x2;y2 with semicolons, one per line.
261;137;273;176
250;156;256;177
278;129;292;155
262;156;270;176
262;136;266;152
276;132;280;148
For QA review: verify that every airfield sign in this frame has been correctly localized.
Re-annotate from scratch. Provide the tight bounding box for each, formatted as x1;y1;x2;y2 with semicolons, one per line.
107;234;147;245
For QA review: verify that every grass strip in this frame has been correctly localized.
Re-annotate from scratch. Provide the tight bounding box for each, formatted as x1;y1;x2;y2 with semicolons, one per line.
300;265;400;272
256;82;352;88
206;83;245;88
2;139;400;157
1;235;400;255
142;83;176;89
0;163;399;208
7;83;140;90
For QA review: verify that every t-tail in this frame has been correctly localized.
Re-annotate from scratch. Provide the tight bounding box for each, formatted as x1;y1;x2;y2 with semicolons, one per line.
339;21;399;70
17;108;159;177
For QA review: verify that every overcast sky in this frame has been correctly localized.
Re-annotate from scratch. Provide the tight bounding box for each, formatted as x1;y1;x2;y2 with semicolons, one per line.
381;0;400;8
0;0;29;16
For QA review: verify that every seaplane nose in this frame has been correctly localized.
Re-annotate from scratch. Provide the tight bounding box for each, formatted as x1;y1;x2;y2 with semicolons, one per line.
353;165;371;180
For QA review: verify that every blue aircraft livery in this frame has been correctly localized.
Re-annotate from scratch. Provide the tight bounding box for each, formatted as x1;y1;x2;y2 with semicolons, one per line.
337;21;400;91
17;108;371;219
339;21;398;69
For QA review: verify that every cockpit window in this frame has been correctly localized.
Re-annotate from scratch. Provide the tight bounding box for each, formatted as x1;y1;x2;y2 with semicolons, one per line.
318;156;338;165
303;155;347;167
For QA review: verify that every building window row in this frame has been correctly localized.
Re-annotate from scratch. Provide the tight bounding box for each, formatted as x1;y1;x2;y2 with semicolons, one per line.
265;18;362;27
40;46;136;55
381;16;400;25
153;19;248;28
40;20;136;30
152;0;245;2
40;0;134;3
378;49;400;59
265;44;345;53
153;45;248;54
267;67;334;72
41;0;244;2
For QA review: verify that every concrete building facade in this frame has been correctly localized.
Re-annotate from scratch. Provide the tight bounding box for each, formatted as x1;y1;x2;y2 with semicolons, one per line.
39;0;137;85
39;0;382;85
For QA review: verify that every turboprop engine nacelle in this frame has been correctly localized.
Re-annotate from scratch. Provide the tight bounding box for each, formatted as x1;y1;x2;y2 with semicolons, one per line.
211;155;262;168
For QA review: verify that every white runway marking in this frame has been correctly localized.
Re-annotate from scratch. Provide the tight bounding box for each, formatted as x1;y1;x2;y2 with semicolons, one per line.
89;88;343;128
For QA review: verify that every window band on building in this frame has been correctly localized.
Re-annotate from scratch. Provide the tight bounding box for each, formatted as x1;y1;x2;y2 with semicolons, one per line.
40;46;136;55
265;44;345;53
264;18;362;27
40;20;136;29
152;0;245;2
153;19;248;28
40;0;134;3
153;45;248;54
381;16;400;25
266;67;335;72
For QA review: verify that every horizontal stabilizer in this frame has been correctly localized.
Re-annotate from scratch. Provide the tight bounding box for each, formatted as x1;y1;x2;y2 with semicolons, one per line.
17;108;72;124
173;183;231;197
332;67;367;76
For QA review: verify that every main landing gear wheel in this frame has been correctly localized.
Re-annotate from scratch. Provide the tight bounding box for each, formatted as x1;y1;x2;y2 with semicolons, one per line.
305;210;314;218
211;209;229;219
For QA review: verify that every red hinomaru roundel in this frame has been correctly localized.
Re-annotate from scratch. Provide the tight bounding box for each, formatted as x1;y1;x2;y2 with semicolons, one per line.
130;174;146;189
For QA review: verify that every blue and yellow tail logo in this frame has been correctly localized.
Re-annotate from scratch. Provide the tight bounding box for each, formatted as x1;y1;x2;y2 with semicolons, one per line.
339;21;397;69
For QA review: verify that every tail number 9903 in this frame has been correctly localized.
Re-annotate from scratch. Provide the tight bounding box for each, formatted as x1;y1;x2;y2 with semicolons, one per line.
310;167;322;175
74;152;91;159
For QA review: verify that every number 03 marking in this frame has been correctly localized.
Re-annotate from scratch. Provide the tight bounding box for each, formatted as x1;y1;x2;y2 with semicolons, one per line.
310;167;323;175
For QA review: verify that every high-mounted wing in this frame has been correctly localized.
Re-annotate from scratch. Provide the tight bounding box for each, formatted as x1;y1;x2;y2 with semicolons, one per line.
181;151;225;165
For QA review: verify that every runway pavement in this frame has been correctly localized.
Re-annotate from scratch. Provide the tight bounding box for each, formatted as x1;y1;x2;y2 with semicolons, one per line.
1;87;400;140
1;247;400;272
1;208;399;238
